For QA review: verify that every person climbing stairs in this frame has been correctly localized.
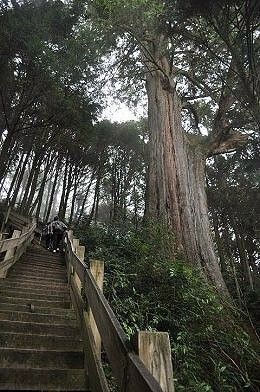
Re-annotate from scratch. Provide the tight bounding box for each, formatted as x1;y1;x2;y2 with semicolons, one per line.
0;244;88;391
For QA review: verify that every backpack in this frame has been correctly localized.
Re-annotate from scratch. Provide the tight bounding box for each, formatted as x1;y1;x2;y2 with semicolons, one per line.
52;220;67;233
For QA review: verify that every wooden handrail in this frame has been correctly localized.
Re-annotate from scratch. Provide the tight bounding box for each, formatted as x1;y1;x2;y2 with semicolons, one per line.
0;220;36;278
64;231;174;392
0;223;36;253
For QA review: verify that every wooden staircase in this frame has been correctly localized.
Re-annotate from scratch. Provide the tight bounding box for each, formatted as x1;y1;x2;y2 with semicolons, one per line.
0;207;174;392
0;244;88;391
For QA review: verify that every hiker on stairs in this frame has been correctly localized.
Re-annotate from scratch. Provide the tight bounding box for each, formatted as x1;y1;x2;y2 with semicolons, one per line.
42;221;53;250
51;216;67;253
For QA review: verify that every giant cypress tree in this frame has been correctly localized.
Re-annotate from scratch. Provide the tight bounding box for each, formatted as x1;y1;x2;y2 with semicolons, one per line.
91;0;258;292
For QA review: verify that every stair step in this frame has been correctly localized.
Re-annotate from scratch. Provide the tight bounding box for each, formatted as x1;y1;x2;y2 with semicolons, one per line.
0;347;84;369
4;277;68;289
0;288;69;301
8;269;67;280
6;274;68;284
12;262;66;273
0;295;70;308
0;302;75;317
0;368;88;390
0;309;77;325
0;332;82;350
0;319;79;336
24;260;65;268
0;280;69;293
25;255;65;263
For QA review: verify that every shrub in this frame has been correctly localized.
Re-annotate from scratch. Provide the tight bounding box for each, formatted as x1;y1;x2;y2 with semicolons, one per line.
73;222;260;391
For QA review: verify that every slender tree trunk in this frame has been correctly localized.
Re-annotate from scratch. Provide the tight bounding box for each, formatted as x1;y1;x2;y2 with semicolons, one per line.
133;181;139;231
144;50;227;292
0;132;14;182
0;140;19;194
212;212;227;276
22;157;41;215
88;163;104;226
61;162;73;220
43;176;54;219
6;153;25;201
69;168;80;225
16;168;29;207
19;153;38;212
35;154;53;220
76;170;96;224
10;148;32;207
58;156;69;219
45;158;61;222
233;223;254;291
93;182;100;224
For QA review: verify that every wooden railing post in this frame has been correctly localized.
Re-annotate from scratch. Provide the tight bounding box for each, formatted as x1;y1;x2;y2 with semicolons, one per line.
67;230;74;240
88;259;104;360
133;331;175;392
0;229;21;279
75;244;85;289
66;231;74;277
72;238;79;250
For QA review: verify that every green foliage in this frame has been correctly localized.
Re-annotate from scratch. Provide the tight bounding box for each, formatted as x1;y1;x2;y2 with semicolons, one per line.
73;222;260;391
206;138;260;336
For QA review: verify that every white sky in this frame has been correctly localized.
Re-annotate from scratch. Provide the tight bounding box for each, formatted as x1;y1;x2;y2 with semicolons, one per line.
100;102;147;123
101;104;137;122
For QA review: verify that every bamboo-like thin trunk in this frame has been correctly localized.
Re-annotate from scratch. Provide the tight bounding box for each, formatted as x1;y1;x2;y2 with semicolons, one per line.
58;155;69;219
69;168;80;225
76;170;96;224
35;154;53;220
45;158;61;222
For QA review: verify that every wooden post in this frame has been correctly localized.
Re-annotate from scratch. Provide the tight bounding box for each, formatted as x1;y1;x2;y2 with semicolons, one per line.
133;331;175;392
67;230;74;239
0;229;21;279
72;238;79;250
88;259;104;360
74;245;85;289
71;238;79;277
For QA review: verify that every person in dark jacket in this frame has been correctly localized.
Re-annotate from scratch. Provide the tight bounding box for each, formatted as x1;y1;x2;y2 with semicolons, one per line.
42;221;53;249
50;216;67;253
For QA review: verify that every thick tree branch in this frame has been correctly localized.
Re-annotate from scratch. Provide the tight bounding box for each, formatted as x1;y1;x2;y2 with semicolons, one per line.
207;131;249;157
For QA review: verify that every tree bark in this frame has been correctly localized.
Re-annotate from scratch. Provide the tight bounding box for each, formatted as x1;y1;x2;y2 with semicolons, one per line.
61;161;74;220
58;155;69;219
0;132;15;182
35;154;53;220
19;153;38;212
44;158;61;222
76;170;96;224
6;153;25;201
233;222;254;291
144;49;228;292
69;167;80;225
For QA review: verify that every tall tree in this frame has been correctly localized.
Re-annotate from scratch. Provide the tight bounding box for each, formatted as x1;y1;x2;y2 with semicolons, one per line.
91;0;258;292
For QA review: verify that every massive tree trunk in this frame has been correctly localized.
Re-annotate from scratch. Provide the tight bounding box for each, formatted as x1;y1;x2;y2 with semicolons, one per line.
144;49;228;292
